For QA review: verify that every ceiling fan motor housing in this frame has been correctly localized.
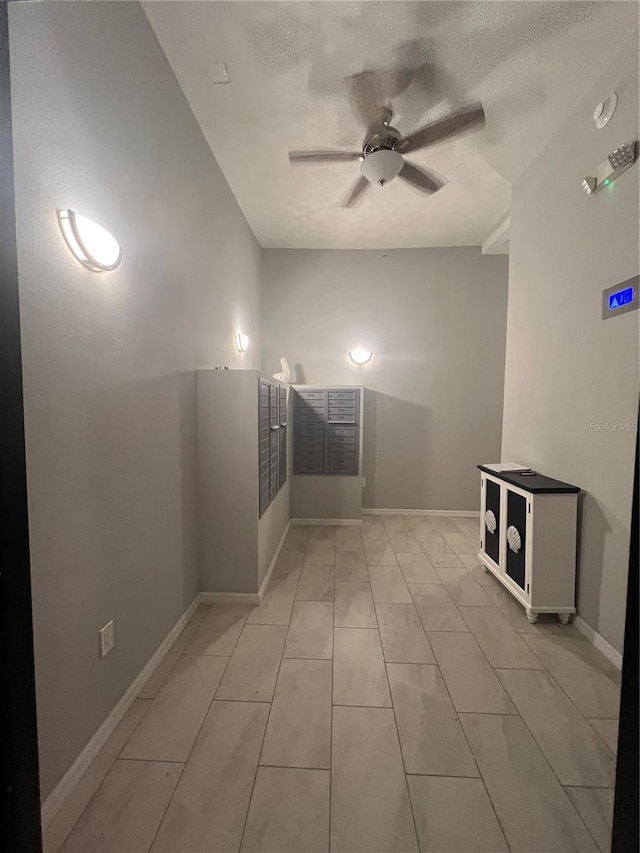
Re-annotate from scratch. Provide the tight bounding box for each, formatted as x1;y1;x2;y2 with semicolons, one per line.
361;127;403;186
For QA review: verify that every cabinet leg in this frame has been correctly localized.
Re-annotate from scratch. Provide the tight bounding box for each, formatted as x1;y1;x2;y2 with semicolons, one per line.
526;610;538;624
558;612;571;625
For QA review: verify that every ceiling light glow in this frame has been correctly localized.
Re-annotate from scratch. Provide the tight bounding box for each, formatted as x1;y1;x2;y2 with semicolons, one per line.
57;209;123;272
347;349;373;365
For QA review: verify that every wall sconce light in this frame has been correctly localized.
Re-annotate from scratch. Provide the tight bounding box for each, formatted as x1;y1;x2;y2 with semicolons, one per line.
57;209;123;272
235;333;250;353
347;349;373;365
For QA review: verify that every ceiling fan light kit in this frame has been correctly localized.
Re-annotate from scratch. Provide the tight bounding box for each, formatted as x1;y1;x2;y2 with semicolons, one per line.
288;96;485;207
361;148;404;186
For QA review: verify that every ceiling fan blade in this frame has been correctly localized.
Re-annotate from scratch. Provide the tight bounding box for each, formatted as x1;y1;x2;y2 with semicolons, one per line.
289;149;361;164
398;161;444;194
346;69;388;129
400;102;485;154
340;175;371;208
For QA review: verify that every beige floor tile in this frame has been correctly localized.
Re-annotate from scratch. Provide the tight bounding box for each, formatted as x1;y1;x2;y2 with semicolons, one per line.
458;606;545;669
308;525;337;541
331;706;418;853
483;581;582;637
61;760;181;853
460;714;599;852
121;655;227;762
427;552;465;568
496;669;616;787
388;532;423;553
364;539;399;566
282;527;311;552
185;604;249;655
410;583;468;631
45;700;151;853
216;624;287;702
408;776;508;852
361;519;388;541
381;514;411;531
188;603;213;624
396;552;440;584
459;554;500;586
443;531;479;554
434;566;491;605
387;664;478;776
296;563;334;601
335;527;364;551
304;539;335;565
137;621;198;699
271;551;304;580
334;582;377;628
429;632;516;714
260;659;332;769
565;787;614;853
376;603;435;663
412;527;445;543
333;627;391;707
368;564;412;603
421;540;457;556
429;516;462;530
246;575;298;625
589;718;619;755
284;601;334;659
335;550;369;582
241;767;330;853
151;700;268;853
521;635;621;718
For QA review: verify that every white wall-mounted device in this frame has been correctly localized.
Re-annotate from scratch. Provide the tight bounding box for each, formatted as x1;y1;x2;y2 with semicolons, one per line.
582;142;638;195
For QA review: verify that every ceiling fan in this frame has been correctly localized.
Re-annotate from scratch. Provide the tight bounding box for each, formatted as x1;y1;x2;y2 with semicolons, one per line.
289;101;485;207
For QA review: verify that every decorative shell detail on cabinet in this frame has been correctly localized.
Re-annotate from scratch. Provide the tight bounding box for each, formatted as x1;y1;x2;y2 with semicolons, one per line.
484;509;497;534
506;525;522;553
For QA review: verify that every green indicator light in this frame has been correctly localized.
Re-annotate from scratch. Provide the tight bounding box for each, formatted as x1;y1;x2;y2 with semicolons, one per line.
603;179;610;186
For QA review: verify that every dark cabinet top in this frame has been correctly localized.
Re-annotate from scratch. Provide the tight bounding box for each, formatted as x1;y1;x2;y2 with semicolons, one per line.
477;465;580;494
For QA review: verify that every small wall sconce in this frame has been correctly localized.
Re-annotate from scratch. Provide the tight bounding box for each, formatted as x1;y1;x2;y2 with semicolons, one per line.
347;349;373;365
57;209;123;272
235;333;250;353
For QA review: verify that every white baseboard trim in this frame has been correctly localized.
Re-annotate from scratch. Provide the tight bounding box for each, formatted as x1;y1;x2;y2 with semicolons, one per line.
574;616;623;670
362;508;480;518
290;517;362;526
258;520;291;600
41;593;202;829
199;591;261;605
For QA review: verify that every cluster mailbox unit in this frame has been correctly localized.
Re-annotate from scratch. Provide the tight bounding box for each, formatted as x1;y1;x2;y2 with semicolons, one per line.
291;386;364;522
478;464;581;624
294;387;361;476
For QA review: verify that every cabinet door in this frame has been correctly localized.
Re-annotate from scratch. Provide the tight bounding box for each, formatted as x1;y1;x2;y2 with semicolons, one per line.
505;490;527;590
484;478;501;566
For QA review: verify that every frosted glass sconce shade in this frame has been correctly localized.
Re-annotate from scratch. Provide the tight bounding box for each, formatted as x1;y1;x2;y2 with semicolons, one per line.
57;209;123;272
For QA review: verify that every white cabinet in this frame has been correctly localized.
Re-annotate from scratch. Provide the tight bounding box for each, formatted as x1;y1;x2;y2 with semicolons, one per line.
478;466;580;624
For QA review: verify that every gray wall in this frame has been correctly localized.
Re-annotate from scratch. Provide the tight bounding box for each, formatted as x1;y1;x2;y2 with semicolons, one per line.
262;248;509;511
502;34;639;654
9;1;261;799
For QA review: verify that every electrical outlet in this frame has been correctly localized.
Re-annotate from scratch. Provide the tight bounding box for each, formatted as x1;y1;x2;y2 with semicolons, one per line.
361;477;367;488
99;620;114;658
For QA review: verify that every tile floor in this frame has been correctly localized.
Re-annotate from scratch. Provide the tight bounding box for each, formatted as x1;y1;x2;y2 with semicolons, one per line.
47;515;621;853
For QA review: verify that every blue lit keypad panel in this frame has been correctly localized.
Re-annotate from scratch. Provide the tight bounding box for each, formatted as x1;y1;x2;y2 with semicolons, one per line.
602;276;639;320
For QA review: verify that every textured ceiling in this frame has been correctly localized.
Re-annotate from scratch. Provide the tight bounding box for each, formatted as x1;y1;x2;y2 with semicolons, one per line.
144;1;637;249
